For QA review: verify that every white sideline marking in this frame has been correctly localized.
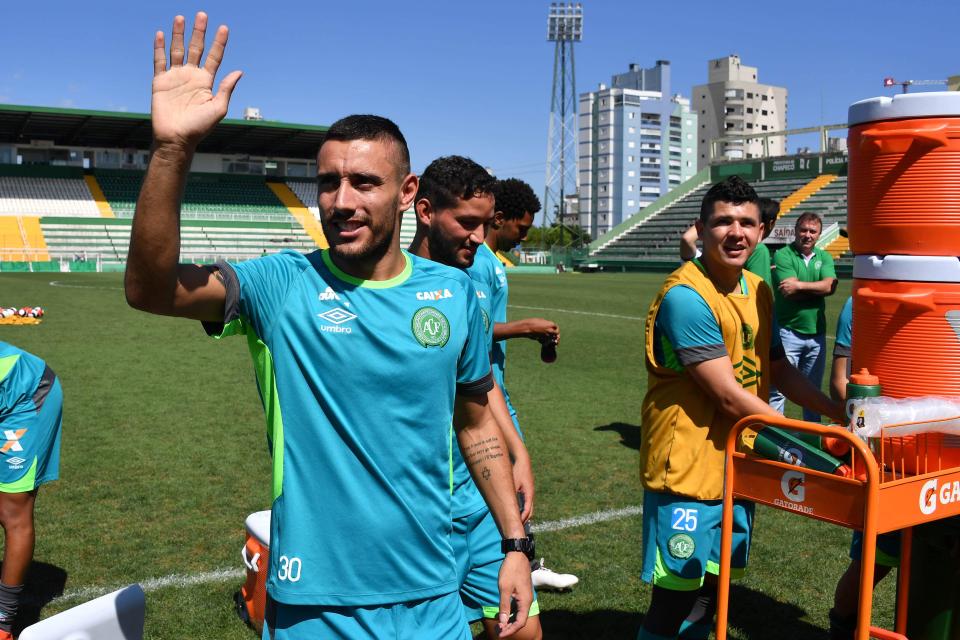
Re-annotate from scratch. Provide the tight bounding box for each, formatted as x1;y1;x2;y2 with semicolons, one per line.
43;567;245;607
44;505;643;606
509;304;642;321
531;505;643;533
48;280;122;291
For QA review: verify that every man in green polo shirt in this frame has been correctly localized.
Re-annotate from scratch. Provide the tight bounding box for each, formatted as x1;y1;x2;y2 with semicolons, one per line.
769;212;838;422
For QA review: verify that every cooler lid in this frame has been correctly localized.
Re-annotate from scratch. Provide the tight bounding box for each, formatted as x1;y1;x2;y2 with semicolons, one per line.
848;92;960;126
245;509;271;545
854;255;960;283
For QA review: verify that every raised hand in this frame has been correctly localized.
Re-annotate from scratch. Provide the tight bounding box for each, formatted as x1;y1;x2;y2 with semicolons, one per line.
151;13;242;150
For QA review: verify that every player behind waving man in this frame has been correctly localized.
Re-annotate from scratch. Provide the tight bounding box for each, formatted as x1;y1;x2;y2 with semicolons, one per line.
409;156;542;640
485;178;578;590
124;13;532;639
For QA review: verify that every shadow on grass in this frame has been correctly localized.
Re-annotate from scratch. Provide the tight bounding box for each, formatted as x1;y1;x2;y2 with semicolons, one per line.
14;560;68;632
522;583;821;640
594;422;641;450
727;582;824;639
539;608;642;639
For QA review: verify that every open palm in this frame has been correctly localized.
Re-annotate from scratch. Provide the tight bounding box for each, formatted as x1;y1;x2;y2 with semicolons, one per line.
151;13;241;149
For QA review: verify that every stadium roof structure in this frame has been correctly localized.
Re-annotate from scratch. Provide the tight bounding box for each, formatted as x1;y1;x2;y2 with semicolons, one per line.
0;104;328;159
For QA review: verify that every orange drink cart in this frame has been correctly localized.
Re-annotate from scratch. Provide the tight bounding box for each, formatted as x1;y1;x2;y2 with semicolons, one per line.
714;415;960;640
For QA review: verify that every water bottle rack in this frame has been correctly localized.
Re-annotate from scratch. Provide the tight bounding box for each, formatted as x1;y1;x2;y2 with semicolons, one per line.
714;414;960;640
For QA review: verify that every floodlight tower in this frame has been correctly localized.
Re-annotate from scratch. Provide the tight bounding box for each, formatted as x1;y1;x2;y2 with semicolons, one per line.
544;3;582;246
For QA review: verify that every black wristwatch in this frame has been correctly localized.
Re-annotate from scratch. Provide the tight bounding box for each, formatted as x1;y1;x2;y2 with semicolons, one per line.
501;537;534;555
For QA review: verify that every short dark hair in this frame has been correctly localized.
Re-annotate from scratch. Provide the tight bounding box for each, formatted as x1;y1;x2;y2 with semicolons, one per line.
416;156;495;211
699;176;759;223
758;197;780;225
491;178;541;220
319;114;410;175
795;211;822;229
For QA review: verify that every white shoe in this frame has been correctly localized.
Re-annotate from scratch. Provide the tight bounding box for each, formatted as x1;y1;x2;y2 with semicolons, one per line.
530;558;579;590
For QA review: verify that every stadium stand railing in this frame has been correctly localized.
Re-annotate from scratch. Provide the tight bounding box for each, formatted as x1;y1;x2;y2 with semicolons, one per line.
37;217;317;270
93;169;294;222
0;164;102;218
0;167;335;270
578;152;853;272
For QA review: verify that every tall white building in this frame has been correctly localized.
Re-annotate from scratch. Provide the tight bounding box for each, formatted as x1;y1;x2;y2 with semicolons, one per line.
692;55;787;169
578;60;698;238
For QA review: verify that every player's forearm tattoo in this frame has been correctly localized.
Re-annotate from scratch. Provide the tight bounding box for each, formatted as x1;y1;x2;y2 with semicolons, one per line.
464;436;505;474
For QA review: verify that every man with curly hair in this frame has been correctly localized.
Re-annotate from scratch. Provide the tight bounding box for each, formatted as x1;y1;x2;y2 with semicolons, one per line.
409;156;542;640
486;178;579;592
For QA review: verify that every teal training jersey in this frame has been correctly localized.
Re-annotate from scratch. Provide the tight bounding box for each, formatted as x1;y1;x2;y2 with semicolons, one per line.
0;342;50;412
208;249;493;606
483;245;516;418
449;244;500;518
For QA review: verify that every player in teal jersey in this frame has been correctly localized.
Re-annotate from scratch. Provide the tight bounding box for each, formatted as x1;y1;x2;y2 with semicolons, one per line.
125;14;532;639
486;179;579;591
409;156;542;640
0;342;63;640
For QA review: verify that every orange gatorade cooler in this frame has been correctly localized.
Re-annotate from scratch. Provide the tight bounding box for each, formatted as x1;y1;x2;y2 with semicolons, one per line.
237;510;271;634
847;92;960;256
852;255;960;471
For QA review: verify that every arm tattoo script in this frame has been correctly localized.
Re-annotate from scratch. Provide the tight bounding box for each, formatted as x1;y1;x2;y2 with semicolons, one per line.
463;436;505;472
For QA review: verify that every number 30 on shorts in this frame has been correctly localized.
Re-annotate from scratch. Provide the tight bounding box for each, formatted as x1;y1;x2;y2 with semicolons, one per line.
277;555;302;582
671;508;698;532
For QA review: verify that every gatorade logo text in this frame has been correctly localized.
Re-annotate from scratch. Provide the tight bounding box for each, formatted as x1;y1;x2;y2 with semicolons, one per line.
774;470;814;514
781;471;805;502
918;479;960;516
920;479;938;515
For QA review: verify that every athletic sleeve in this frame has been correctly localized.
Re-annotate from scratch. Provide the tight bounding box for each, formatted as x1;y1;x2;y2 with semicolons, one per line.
490;260;509;325
655;285;726;366
202;251;304;341
820;250;837;280
834;296;853;358
773;247;796;285
457;279;495;396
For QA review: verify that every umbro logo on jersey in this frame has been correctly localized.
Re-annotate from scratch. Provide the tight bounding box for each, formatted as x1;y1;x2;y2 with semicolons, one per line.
416;289;454;301
318;308;357;334
6;457;25;470
1;429;26;453
319;287;341;302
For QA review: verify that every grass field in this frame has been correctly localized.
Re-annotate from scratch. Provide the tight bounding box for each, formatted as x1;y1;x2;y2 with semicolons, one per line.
0;269;893;639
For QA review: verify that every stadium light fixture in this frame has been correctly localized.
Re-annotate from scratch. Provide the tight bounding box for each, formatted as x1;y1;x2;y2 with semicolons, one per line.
547;3;583;42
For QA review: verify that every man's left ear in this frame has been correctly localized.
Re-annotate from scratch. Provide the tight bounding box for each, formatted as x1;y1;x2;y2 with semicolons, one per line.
414;198;433;227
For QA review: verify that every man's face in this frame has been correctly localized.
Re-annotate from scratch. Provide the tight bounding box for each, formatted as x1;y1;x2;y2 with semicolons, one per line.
695;201;762;271
316;138;413;262
497;211;535;251
793;218;822;255
424;193;495;269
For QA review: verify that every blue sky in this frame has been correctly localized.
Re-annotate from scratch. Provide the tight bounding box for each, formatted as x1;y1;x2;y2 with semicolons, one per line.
2;0;958;198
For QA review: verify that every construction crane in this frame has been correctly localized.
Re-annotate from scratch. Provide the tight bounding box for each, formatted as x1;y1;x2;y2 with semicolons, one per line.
883;76;949;93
